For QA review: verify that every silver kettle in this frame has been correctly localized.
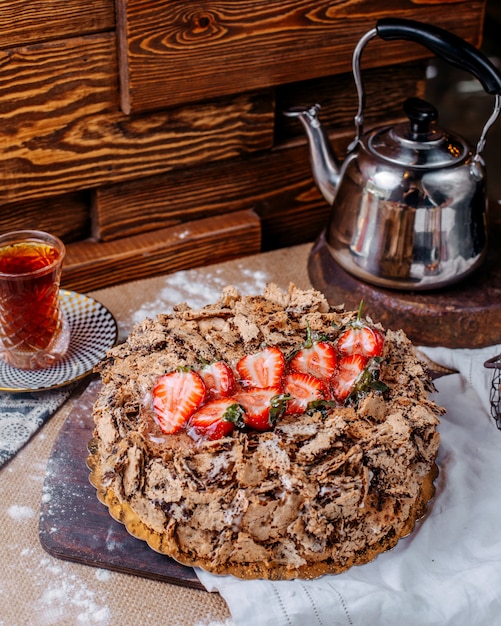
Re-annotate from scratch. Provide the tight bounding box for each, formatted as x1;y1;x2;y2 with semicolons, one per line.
286;18;501;290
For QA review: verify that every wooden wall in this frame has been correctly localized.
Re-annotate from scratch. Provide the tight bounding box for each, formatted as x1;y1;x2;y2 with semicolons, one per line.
0;0;487;291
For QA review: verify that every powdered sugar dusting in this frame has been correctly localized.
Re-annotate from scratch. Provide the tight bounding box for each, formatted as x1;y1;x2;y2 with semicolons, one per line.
32;557;111;625
95;569;111;582
8;504;35;521
131;265;269;324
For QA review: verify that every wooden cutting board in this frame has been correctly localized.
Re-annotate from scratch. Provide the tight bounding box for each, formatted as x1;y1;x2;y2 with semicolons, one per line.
38;378;204;590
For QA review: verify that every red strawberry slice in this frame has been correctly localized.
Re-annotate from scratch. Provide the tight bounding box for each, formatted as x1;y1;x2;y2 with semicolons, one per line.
236;346;285;389
187;397;245;441
233;387;289;431
199;360;237;399
337;325;384;358
331;354;369;403
153;370;206;434
289;341;337;382
284;371;328;414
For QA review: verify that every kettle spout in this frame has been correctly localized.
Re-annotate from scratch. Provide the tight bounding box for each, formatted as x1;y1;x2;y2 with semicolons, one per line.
284;104;340;205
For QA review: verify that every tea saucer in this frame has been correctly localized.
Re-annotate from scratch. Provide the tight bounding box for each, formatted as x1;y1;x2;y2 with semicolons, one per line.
0;290;118;392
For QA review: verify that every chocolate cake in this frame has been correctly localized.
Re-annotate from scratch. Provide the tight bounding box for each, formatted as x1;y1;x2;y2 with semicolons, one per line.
88;284;443;580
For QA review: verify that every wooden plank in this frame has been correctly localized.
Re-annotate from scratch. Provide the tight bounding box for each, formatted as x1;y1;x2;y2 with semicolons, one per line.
0;1;114;49
117;0;485;113
0;32;118;205
93;139;331;248
0;192;90;242
0;33;118;126
93;60;427;249
0;33;274;205
93;140;325;243
62;209;262;292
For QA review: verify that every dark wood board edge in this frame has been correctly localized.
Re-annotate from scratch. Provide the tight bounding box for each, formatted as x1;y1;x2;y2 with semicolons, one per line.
38;378;205;591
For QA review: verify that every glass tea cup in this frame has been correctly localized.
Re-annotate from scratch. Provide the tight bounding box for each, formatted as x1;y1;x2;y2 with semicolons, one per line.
0;230;70;369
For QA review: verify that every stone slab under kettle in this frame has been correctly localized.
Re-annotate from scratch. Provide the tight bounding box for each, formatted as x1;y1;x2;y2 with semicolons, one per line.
287;17;501;292
307;225;501;348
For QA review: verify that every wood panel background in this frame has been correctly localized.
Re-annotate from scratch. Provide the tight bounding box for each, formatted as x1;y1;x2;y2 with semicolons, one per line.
117;0;485;113
0;0;489;291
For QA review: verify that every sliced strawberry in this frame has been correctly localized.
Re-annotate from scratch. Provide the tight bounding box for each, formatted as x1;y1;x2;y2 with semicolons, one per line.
284;371;328;414
289;341;337;382
336;324;384;358
199;360;237;399
187;397;245;441
236;346;285;389
153;370;206;434
331;354;369;403
233;387;289;431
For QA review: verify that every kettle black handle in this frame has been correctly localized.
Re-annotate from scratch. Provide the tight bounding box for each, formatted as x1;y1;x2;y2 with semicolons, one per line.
376;17;501;95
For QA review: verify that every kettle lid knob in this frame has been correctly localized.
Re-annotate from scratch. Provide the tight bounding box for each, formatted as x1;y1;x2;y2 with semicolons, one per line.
368;95;469;168
403;97;438;139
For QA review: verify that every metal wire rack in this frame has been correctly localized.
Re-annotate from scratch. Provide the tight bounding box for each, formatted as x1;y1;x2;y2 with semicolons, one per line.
485;354;501;430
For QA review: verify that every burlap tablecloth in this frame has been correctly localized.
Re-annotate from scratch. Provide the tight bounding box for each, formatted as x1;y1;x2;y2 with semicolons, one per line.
0;244;312;626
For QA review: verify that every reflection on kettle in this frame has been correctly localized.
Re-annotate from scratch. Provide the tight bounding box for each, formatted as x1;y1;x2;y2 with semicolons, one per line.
286;18;501;290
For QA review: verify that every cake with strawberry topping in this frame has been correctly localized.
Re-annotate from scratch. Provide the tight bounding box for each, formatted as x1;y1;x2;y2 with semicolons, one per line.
89;283;443;580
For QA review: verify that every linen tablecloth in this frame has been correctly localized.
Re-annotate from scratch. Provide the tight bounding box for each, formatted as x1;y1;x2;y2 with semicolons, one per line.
0;245;310;626
1;242;500;626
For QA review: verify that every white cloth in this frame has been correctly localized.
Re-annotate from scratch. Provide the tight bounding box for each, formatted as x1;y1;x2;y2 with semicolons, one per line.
419;343;501;420
196;344;501;626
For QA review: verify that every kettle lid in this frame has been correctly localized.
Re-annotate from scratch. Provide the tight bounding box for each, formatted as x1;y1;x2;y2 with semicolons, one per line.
367;97;468;168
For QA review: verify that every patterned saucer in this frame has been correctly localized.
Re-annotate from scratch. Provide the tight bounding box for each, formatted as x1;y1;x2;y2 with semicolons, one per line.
0;290;118;392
